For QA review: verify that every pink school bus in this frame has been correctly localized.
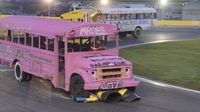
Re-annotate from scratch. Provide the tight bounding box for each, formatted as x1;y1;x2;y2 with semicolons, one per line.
0;16;139;98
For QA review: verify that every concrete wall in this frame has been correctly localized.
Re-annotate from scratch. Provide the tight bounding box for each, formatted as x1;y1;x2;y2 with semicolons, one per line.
157;20;200;26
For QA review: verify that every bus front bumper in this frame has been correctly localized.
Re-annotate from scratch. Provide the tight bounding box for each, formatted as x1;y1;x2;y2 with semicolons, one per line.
84;78;140;90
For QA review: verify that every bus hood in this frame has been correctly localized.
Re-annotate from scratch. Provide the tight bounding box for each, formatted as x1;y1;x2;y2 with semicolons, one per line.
78;55;132;68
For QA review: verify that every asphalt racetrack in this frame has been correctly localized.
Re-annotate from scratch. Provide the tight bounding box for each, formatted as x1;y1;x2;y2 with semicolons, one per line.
0;27;200;112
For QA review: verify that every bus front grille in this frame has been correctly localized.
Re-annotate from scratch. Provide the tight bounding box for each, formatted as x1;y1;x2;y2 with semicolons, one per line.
96;67;126;80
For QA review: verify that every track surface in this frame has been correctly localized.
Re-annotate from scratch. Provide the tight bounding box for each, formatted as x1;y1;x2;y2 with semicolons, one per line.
0;27;200;112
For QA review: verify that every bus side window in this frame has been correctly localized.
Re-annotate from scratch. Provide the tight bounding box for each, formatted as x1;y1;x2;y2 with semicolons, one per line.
136;14;139;19
48;38;54;51
139;13;144;19
12;31;18;43
7;30;12;41
33;35;39;48
107;14;111;20
26;33;32;46
19;32;25;45
154;13;157;19
0;28;6;40
131;14;136;19
121;14;126;20
40;36;46;50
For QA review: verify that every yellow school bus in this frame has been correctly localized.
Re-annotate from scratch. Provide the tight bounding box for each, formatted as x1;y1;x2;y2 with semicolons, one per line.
0;15;10;19
60;8;99;22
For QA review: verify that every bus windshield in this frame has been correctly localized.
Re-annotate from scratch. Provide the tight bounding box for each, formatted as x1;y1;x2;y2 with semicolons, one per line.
67;36;116;52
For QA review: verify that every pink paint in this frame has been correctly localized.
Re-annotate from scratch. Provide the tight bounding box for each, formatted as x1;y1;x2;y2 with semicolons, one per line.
0;16;139;92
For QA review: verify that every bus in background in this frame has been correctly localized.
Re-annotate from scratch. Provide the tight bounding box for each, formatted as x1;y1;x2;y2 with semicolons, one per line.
60;7;157;38
0;16;139;100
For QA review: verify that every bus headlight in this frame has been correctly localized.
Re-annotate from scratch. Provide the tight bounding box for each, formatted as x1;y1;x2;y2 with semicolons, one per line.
91;69;97;78
125;67;131;77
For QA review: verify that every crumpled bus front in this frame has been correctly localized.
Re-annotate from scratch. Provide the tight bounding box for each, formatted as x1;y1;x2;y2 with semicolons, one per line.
77;55;140;90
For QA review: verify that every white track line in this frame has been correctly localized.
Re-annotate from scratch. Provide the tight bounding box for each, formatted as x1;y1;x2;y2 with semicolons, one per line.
135;76;200;94
0;69;13;72
120;38;200;49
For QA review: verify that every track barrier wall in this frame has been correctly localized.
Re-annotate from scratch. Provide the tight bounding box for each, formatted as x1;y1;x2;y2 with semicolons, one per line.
0;15;200;27
157;20;200;26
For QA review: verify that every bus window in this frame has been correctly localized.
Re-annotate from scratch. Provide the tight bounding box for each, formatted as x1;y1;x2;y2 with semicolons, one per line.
48;38;54;51
107;14;111;20
131;14;136;19
12;31;18;43
26;33;32;46
7;30;12;41
114;14;118;20
19;32;25;45
33;35;39;48
139;13;144;19
40;36;46;50
104;14;108;20
154;13;157;19
120;14;126;20
116;14;120;20
110;14;115;20
125;14;131;20
136;14;139;19
0;28;5;40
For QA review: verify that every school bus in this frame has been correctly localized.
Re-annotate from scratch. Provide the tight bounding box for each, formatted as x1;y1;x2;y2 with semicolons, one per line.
61;8;157;38
0;16;139;101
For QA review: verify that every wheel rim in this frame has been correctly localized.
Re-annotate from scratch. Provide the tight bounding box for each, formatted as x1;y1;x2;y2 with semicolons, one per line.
16;65;21;78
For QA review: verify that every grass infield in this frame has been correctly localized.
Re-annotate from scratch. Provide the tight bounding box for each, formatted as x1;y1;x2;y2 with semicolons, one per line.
120;39;200;90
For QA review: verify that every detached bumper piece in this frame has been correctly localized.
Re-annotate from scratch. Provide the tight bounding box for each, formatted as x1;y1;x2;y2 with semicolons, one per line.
118;88;141;102
74;88;141;103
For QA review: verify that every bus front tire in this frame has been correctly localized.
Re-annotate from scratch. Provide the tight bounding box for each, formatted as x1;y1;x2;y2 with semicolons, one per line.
70;75;90;99
133;27;142;39
14;62;32;82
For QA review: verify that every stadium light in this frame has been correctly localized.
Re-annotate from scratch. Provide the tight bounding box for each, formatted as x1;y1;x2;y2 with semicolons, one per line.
100;0;109;6
160;0;168;6
45;0;53;16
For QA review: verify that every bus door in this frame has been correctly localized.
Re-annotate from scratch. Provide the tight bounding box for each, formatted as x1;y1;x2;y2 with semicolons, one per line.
58;36;65;89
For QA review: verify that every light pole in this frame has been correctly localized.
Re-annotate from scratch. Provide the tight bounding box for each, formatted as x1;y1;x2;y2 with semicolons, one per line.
159;0;168;20
45;0;53;16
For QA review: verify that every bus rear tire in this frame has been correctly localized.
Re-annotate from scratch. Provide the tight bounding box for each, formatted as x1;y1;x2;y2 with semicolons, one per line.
14;62;32;82
69;75;90;99
14;62;25;82
133;27;142;39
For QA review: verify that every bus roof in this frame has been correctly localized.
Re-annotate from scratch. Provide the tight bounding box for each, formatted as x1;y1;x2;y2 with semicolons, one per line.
0;16;117;38
99;8;156;14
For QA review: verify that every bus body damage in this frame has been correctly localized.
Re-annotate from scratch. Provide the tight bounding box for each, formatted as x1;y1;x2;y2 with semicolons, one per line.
75;88;141;103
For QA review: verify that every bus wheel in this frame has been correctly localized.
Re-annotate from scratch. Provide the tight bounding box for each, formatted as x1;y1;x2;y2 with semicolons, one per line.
70;75;90;99
14;62;26;82
133;27;142;39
